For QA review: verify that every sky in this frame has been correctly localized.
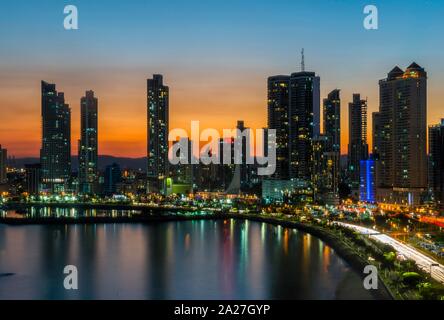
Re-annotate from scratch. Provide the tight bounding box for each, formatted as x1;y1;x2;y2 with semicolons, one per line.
0;0;443;157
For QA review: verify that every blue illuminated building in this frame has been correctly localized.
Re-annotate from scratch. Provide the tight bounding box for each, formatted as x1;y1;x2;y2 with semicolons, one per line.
359;159;375;203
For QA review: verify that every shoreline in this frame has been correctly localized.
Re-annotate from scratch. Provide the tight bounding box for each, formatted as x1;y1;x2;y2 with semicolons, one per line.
0;212;394;300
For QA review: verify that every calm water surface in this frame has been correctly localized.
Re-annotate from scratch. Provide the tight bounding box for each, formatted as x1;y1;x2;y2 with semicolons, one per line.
0;219;376;299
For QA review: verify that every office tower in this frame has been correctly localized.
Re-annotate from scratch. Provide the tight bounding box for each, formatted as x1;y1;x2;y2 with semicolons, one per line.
312;135;339;205
375;63;427;205
289;71;320;181
323;89;341;153
348;93;369;192
78;90;98;194
104;163;121;195
372;112;381;158
323;89;341;201
428;119;444;207
218;137;236;191
372;112;382;190
359;159;376;203
312;135;328;204
170;137;194;185
40;81;71;193
25;163;41;195
235;120;252;191
0;145;6;184
267;75;290;180
147;74;169;194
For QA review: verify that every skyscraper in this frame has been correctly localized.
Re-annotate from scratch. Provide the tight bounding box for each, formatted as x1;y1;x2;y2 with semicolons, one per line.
311;135;339;205
323;89;341;153
78;90;98;194
104;163;121;195
372;112;382;190
359;159;376;203
147;74;169;194
375;63;427;206
170;137;194;186
40;81;71;193
235;120;252;191
25;163;41;195
428;119;444;207
372;112;381;158
348;93;369;192
323;89;341;201
0;145;6;184
289;71;320;181
267;75;290;180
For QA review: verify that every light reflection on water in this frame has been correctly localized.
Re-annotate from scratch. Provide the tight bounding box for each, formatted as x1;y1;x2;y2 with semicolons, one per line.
0;218;379;300
0;207;143;218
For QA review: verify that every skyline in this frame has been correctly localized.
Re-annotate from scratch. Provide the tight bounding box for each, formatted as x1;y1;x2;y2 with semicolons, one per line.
1;0;444;157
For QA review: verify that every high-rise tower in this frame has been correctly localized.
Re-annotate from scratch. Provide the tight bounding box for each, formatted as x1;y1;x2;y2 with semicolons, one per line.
289;71;320;181
348;93;369;191
375;63;427;205
40;81;71;193
78;90;98;194
147;74;169;194
323;89;341;154
267;75;290;179
429;120;444;207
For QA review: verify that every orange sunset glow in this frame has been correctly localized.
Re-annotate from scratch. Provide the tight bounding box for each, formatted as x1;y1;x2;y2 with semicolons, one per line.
1;68;443;158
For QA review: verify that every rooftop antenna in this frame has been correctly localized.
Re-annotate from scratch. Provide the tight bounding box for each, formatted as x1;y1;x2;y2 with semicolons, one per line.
301;48;305;72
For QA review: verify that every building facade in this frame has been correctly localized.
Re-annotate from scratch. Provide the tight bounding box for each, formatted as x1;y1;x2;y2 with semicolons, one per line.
360;159;376;203
323;89;341;153
104;163;121;195
289;71;321;181
322;89;341;202
266;69;320;202
78;90;98;194
429;119;444;207
147;74;169;194
375;63;428;206
40;81;71;193
312;135;339;205
25;163;41;195
348;93;369;192
267;75;290;180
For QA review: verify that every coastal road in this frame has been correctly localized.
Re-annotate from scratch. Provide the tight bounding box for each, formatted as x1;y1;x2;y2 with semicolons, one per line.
335;222;444;284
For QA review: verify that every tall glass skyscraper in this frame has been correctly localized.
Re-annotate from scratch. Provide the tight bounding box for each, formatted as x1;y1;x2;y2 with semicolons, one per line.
429;119;444;207
267;75;290;180
104;163;121;195
323;89;341;154
147;74;169;194
322;89;341;202
266;70;320;186
289;71;320;181
348;93;369;192
375;63;427;205
78;90;98;194
40;81;71;193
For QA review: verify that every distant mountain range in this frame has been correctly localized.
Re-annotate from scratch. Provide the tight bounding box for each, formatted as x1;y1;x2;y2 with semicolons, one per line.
8;156;147;171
